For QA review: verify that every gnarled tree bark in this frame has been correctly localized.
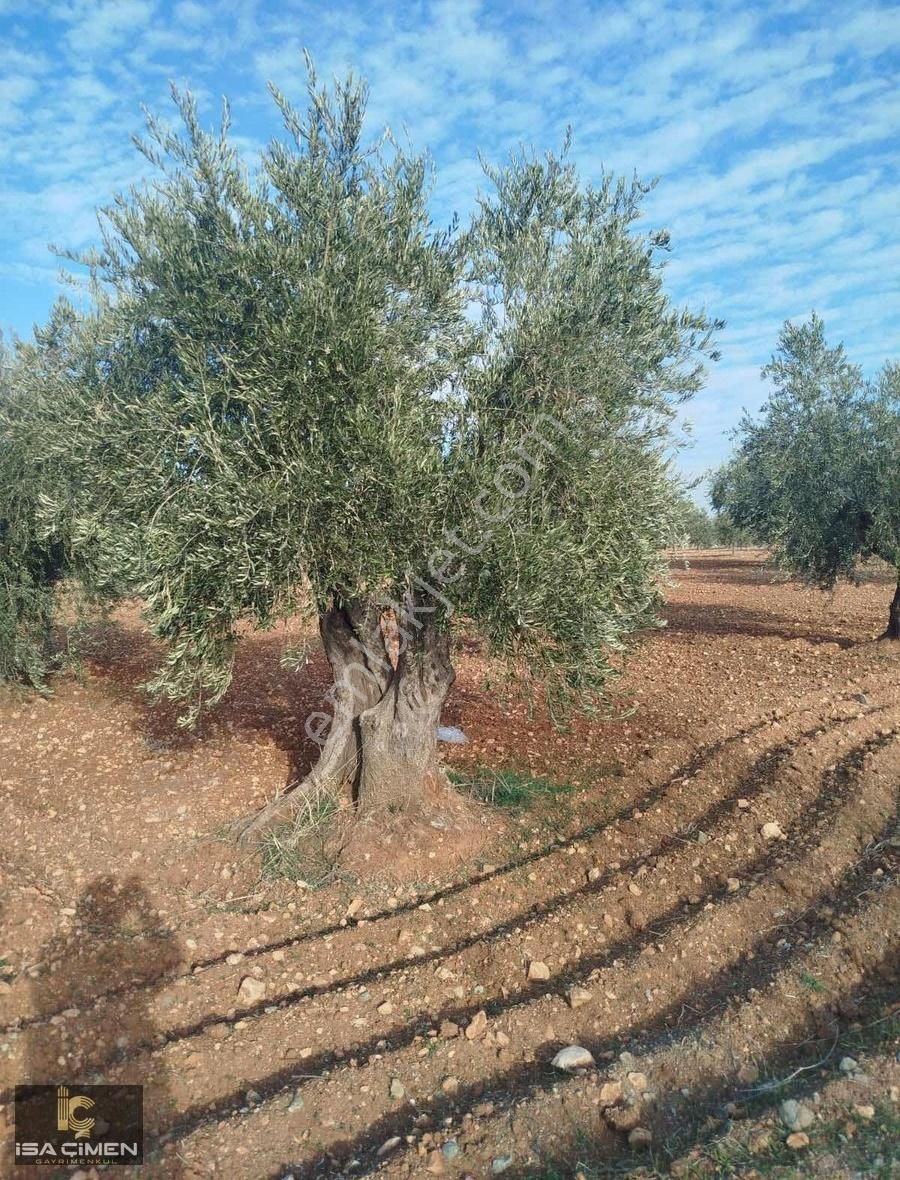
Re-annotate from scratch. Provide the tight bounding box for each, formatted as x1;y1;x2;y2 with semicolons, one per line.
234;599;393;843
235;599;459;843
356;622;455;816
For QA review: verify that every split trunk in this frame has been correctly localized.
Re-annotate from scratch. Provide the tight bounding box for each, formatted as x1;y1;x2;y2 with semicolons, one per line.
237;599;456;842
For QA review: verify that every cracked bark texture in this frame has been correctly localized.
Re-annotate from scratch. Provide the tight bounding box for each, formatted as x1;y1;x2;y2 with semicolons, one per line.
237;600;456;842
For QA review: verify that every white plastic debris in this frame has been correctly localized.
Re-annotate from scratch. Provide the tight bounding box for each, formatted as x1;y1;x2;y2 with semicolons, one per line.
437;725;468;744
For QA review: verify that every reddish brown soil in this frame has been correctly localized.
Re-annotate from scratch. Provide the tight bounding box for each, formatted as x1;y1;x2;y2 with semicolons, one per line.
0;552;898;1179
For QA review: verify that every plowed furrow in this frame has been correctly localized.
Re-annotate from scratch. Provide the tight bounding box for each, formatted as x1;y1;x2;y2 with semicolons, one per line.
173;807;900;1180
0;706;781;1034
3;699;893;1144
367;871;900;1180
5;684;884;1038
5;688;890;1100
111;723;899;1177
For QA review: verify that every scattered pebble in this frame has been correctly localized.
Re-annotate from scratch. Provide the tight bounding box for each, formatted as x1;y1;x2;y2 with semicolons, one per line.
442;1139;460;1160
236;975;266;1005
605;1105;643;1133
780;1099;815;1131
568;986;593;1009
551;1045;595;1072
465;1010;488;1041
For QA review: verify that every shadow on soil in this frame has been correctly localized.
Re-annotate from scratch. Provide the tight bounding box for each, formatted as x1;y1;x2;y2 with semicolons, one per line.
9;875;184;1178
79;617;328;794
113;736;895;1165
491;955;900;1180
663;601;857;647
6;703;893;1060
255;825;898;1179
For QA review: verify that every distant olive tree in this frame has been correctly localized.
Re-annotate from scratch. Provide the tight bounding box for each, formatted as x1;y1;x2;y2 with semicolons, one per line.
712;314;900;638
669;493;718;547
1;67;721;841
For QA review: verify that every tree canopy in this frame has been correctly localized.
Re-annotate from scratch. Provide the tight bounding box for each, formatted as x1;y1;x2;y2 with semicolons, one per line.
1;66;721;835
712;314;900;638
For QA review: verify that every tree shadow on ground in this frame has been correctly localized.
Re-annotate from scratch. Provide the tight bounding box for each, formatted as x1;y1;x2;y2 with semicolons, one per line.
13;875;184;1178
668;552;775;585
141;773;896;1161
249;827;896;1179
78;615;330;793
489;948;899;1180
663;601;857;647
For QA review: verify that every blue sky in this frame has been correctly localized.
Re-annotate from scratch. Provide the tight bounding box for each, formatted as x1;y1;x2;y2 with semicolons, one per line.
1;0;898;491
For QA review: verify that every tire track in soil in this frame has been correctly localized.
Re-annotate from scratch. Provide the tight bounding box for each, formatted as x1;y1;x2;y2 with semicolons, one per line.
3;693;890;1097
138;722;898;1171
193;812;900;1180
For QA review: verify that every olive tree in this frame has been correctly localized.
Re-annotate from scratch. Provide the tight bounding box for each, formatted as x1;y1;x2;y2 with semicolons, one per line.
0;318;77;688
3;68;720;840
712;314;900;638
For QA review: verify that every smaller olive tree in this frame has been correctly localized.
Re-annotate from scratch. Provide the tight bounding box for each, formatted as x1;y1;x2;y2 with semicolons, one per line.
712;314;900;638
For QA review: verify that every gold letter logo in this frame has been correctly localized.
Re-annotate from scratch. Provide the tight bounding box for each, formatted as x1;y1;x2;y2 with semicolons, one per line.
57;1086;96;1139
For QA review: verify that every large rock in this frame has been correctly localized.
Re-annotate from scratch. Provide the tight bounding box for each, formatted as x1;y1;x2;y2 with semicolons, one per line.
465;1010;489;1041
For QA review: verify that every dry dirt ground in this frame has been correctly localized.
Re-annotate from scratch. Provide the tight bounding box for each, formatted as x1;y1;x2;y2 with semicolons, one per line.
0;551;898;1179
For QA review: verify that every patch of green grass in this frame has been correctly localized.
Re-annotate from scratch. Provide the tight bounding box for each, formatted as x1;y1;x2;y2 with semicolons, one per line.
681;1100;900;1178
259;791;343;888
449;767;574;810
798;969;827;993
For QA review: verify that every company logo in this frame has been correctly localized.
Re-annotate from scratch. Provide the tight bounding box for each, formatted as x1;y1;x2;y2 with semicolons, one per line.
15;1084;143;1166
57;1086;96;1139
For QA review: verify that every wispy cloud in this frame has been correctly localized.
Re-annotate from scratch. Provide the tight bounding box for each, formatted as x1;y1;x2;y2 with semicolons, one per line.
1;0;898;484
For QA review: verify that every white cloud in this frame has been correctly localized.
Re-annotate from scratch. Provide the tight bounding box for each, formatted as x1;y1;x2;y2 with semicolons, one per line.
0;0;897;480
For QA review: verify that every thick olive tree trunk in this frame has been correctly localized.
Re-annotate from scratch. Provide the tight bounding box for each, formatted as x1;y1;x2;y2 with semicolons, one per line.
235;600;393;843
357;623;455;815
236;601;457;843
885;572;900;640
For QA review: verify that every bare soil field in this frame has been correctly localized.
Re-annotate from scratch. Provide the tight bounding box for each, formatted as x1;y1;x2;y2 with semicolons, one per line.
1;551;898;1179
